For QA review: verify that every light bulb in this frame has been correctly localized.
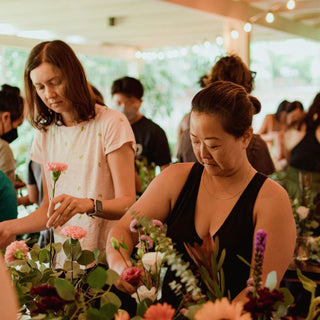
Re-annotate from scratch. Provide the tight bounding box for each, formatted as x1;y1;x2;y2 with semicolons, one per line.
286;0;295;10
266;11;274;23
231;30;239;39
216;36;223;46
244;22;252;32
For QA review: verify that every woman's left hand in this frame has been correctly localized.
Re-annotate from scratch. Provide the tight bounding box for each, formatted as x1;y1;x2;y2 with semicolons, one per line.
46;194;93;228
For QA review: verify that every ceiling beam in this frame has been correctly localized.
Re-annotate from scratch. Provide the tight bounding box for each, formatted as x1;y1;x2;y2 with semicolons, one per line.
161;0;320;42
0;34;137;60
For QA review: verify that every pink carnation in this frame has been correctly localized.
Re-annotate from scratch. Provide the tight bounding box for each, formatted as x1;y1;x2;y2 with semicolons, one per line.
130;218;139;232
152;219;164;230
4;240;29;263
46;162;68;172
61;226;87;240
136;235;154;249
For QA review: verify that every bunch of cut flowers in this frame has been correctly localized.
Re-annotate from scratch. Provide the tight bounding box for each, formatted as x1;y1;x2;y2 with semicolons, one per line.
111;214;204;318
4;226;121;319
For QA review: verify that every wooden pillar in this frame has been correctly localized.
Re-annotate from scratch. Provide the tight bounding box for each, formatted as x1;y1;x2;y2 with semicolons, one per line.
222;19;251;67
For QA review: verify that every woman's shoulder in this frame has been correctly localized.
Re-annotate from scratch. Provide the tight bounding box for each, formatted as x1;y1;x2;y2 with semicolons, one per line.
94;105;128;124
151;162;197;188
257;176;291;206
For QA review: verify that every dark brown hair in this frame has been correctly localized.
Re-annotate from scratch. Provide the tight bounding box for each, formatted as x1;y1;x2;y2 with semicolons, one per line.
191;81;261;138
24;40;95;130
111;76;144;100
0;84;24;122
208;55;254;94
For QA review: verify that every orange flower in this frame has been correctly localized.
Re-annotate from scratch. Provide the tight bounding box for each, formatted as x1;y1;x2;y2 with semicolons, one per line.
143;302;175;320
115;310;130;320
195;298;252;320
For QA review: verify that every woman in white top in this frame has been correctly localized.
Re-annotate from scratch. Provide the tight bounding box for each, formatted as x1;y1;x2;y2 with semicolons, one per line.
0;40;136;266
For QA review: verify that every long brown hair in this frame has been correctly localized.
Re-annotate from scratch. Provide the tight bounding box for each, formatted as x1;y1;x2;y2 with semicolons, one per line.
24;40;95;130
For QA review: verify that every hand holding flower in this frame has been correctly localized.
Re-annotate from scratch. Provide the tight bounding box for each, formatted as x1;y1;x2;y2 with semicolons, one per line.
47;194;94;228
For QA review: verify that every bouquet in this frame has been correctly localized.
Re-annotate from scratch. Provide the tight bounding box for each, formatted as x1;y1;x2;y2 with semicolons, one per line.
5;226;121;319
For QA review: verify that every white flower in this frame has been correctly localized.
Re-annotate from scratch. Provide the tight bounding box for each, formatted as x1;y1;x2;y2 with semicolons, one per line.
142;252;164;274
131;285;158;303
296;206;309;220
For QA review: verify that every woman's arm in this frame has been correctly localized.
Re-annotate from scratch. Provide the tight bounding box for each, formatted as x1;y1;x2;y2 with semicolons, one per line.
106;163;191;276
234;178;296;303
0;167;49;249
0;255;19;320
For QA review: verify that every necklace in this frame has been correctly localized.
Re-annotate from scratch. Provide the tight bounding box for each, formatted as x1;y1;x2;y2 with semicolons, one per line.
202;167;254;200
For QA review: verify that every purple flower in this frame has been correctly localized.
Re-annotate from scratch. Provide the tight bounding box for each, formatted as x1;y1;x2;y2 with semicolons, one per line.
254;229;267;258
136;235;154;249
252;229;268;296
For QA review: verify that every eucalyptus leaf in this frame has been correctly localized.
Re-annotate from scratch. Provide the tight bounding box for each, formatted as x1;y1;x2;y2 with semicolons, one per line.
297;268;317;296
100;303;118;319
87;266;107;290
77;250;95;266
93;248;100;265
86;307;108;320
101;292;121;309
39;249;50;264
54;278;75;301
265;271;277;291
105;269;119;286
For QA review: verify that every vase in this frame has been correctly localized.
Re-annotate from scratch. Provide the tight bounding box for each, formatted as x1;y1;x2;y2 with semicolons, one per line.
294;236;311;261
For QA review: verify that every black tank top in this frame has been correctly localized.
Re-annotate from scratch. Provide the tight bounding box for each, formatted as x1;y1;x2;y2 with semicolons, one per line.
290;129;320;172
163;162;267;303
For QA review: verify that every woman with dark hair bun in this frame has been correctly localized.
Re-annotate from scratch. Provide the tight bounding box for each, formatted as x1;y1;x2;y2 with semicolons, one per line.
106;80;296;307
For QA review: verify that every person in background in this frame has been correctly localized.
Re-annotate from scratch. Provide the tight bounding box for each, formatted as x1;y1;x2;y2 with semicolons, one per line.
0;84;24;183
177;55;275;176
0;254;19;320
106;81;295;308
0;40;136;268
283;100;305;165
258;100;289;170
111;76;171;194
284;93;320;200
0;170;18;224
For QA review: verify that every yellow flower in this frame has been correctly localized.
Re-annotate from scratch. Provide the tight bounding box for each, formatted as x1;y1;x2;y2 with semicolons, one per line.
195;298;252;320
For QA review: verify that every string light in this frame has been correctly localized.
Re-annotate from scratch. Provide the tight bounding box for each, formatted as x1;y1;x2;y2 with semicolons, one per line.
244;22;252;32
231;29;239;39
266;11;275;23
286;0;295;10
216;36;224;46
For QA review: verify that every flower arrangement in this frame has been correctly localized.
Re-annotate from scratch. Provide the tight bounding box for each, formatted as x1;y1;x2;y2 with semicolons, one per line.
5;226;121;319
111;214;204;317
3;219;320;319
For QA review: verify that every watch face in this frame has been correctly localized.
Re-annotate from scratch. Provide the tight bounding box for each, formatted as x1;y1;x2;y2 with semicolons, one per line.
96;200;103;214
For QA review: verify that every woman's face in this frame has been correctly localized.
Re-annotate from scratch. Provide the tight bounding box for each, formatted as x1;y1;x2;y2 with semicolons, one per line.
30;62;72;116
190;111;250;177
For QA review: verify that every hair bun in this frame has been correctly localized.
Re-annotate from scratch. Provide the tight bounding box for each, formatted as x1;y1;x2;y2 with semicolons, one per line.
249;95;261;114
1;84;20;97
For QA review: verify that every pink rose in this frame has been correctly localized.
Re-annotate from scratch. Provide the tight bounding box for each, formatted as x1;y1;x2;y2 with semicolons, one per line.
46;162;68;172
121;266;143;287
4;240;29;263
61;226;87;240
